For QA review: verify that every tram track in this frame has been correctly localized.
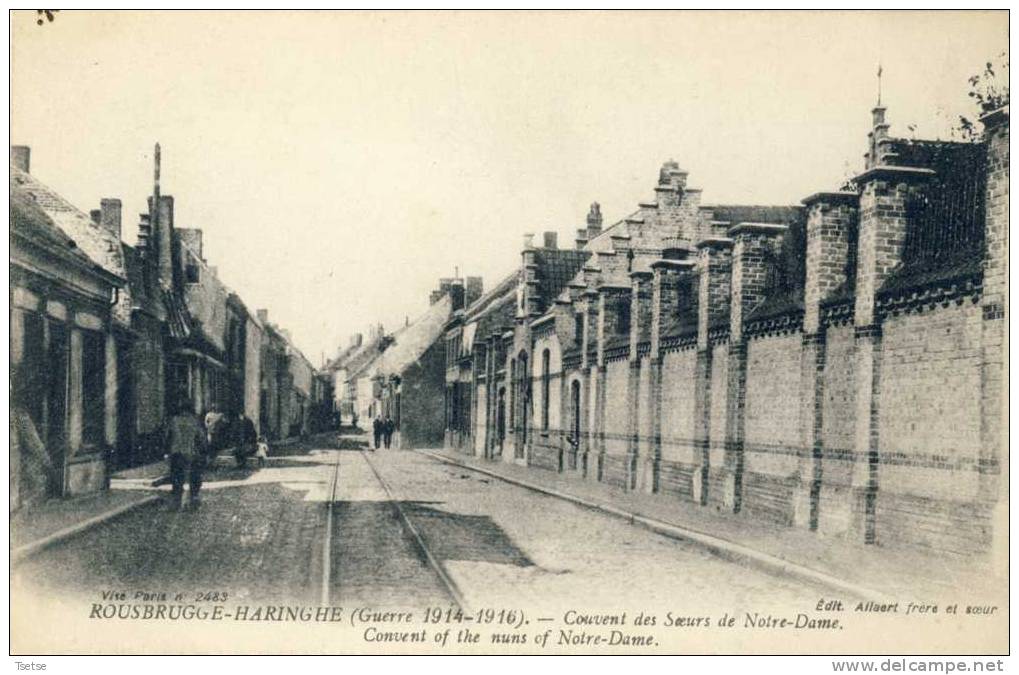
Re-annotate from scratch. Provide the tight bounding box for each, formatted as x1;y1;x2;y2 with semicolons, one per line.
319;446;466;612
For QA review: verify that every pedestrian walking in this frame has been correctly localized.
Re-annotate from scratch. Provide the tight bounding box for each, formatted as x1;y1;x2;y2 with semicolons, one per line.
233;412;257;468
372;416;382;450
383;416;395;449
164;398;208;511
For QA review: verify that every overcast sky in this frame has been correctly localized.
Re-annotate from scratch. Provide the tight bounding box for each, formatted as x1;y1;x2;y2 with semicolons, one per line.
11;11;1007;364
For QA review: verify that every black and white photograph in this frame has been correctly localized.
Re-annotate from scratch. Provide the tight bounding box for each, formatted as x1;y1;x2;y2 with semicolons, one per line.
8;9;1010;658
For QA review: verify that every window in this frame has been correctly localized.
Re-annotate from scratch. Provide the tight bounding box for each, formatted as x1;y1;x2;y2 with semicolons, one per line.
574;313;584;345
15;311;46;428
185;262;200;284
617;296;631;336
541;349;550;431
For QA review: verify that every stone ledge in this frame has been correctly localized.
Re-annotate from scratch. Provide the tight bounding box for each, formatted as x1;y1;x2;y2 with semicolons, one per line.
727;222;789;238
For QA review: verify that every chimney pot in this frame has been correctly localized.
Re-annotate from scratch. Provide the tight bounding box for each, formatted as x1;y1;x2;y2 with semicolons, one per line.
586;202;603;239
257;309;268;324
543;231;558;249
10;146;30;173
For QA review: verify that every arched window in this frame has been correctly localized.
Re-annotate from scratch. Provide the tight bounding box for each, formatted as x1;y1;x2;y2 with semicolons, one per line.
541;349;551;431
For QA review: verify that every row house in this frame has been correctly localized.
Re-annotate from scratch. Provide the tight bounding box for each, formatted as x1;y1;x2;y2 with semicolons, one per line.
444;104;1008;558
326;276;481;437
11;148;128;505
10;144;327;509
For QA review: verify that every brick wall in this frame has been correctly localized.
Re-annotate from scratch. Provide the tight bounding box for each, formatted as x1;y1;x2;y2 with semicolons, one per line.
821;325;856;463
602;359;629;459
878;305;983;501
660;348;697;463
743;333;802;524
706;341;729;506
744;333;802;474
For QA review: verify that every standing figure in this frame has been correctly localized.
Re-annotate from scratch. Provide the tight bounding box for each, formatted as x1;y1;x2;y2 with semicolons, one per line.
372;416;382;451
234;412;257;468
203;406;225;460
383;416;395;449
165;398;208;511
255;436;270;468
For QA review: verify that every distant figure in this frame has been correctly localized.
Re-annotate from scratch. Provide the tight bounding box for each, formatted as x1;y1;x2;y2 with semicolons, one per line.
372;416;382;450
234;412;257;468
203;406;225;459
383;416;395;449
255;436;270;468
351;412;358;430
165;398;208;511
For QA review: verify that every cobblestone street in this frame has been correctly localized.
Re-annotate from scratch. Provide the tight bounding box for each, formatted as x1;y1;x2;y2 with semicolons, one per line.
14;435;819;616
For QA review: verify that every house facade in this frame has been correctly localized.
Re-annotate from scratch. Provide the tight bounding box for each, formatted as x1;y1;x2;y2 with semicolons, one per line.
10;144;327;508
10;149;128;505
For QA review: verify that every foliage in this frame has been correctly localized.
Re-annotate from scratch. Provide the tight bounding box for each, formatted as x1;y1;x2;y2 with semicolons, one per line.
957;53;1009;140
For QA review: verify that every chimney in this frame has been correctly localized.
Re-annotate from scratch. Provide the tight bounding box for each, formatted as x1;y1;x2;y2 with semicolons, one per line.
450;278;466;311
586;202;603;240
149;195;175;288
90;209;102;225
257;309;269;324
543;231;558;249
100;198;122;239
10;146;30;173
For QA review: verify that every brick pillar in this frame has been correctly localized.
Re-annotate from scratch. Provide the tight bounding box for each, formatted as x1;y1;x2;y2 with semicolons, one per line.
104;333;118;447
694;239;731;505
723;223;787;512
646;262;679;493
629;271;653;490
979;108;1008;570
850;165;933;543
580;291;599;478
594;287;626;481
69;328;84;455
795;193;858;529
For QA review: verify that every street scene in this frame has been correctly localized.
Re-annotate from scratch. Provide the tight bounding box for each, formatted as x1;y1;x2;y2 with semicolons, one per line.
9;11;1009;656
14;433;821;612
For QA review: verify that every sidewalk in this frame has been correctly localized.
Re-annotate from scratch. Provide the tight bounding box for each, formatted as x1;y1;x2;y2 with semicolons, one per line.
108;433;337;485
10;489;158;559
420;447;1004;603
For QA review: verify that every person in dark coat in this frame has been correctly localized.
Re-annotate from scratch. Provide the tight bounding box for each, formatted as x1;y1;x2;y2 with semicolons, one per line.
382;416;395;449
233;412;257;468
372;416;382;450
165;398;208;511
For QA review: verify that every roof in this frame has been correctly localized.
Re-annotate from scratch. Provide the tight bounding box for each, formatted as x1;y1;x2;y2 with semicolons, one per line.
464;269;518;319
12;165;134;326
374;294;452;376
11;165;128;282
532;248;590;309
341;335;388;382
10;187;100;272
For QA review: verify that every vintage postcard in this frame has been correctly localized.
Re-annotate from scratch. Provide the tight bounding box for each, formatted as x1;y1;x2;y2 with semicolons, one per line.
9;10;1009;657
